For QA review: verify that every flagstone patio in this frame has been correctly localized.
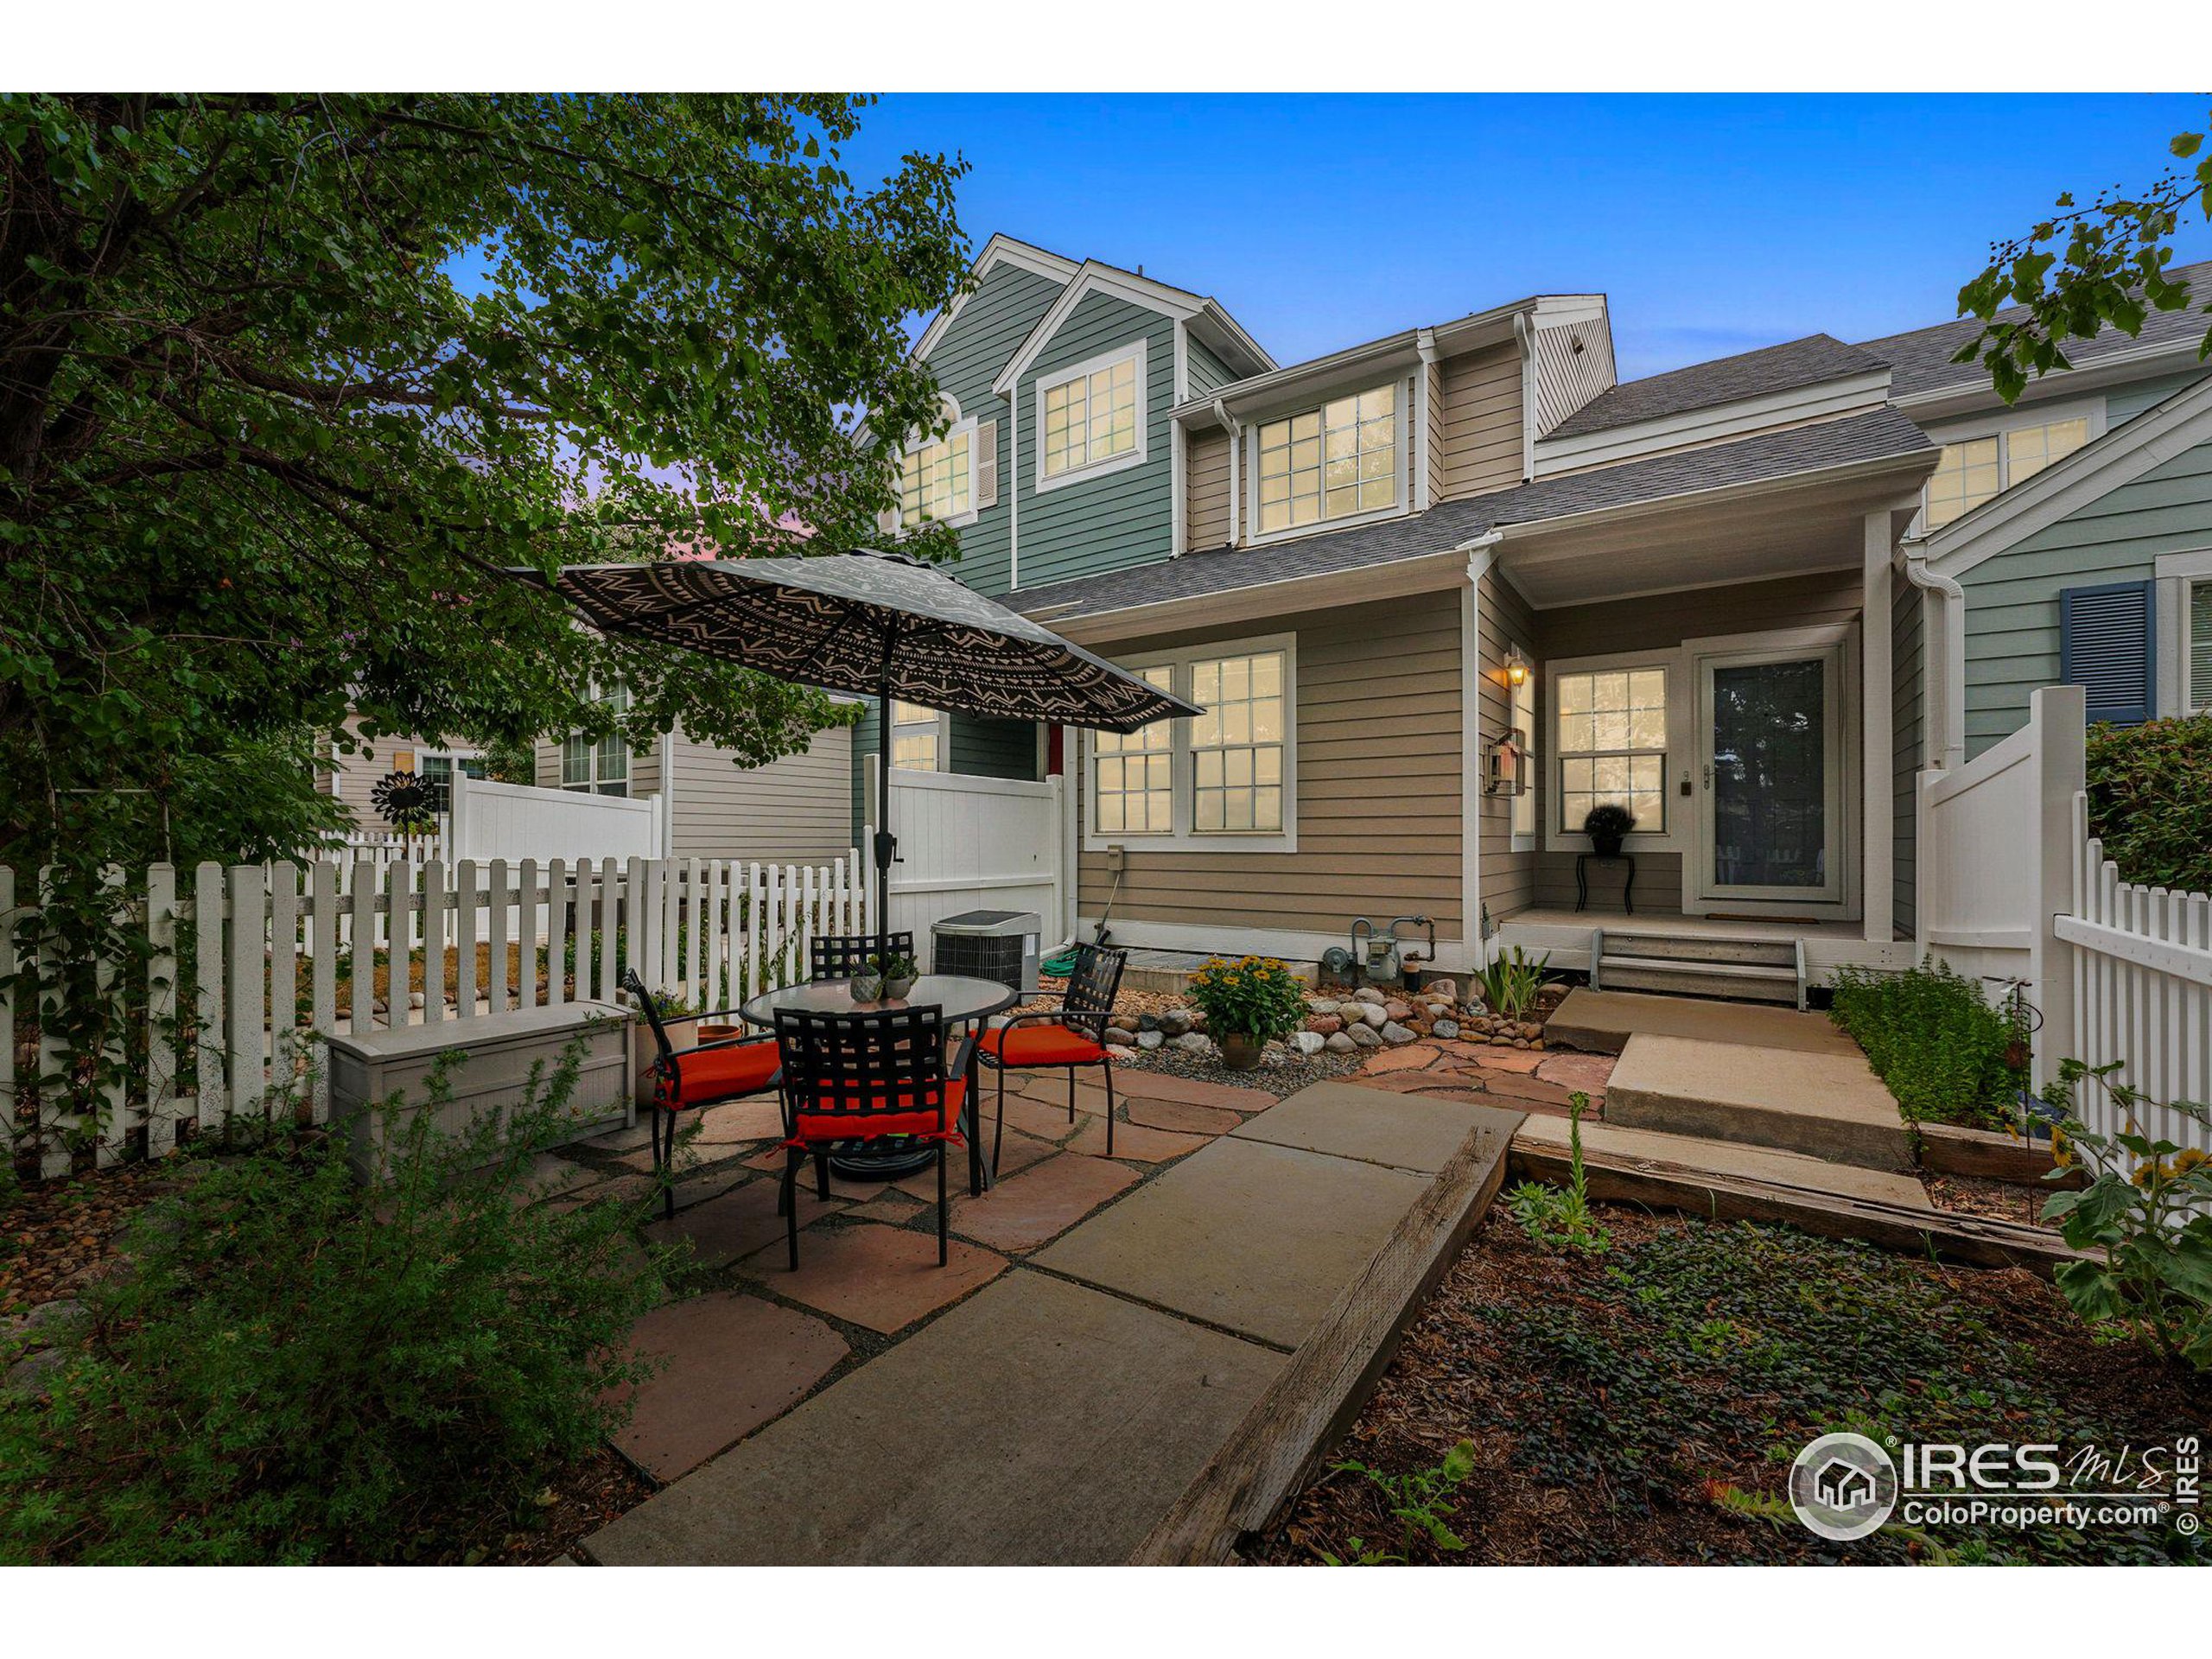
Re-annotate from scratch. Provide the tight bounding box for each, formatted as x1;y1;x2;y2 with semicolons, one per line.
526;1046;1522;1565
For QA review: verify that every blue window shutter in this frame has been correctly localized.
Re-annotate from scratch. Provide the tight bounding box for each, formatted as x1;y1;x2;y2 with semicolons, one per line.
2059;580;2156;724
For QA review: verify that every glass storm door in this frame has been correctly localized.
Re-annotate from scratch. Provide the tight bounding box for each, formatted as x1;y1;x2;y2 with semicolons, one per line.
1695;644;1845;905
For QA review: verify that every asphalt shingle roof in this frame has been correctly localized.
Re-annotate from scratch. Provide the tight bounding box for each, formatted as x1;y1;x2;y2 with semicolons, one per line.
1012;407;1934;621
1859;257;2212;398
1543;334;1885;440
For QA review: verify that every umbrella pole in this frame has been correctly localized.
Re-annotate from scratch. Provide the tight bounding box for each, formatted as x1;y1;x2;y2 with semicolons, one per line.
875;655;893;976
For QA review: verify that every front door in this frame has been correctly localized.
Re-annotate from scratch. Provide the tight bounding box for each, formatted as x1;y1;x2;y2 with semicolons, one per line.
1694;642;1847;906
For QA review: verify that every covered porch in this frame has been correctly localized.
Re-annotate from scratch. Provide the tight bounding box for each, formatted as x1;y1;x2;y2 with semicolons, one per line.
1471;450;1931;983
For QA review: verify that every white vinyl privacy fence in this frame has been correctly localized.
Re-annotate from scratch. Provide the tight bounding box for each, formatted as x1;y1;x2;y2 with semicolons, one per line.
2;852;867;1179
1921;683;2210;1157
862;760;1070;969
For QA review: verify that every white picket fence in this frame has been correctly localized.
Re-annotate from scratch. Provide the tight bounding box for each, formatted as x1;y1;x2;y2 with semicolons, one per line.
2059;792;2212;1154
2;851;868;1178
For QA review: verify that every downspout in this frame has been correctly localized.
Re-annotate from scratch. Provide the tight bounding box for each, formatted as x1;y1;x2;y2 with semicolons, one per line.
1213;397;1241;546
1006;387;1020;589
1902;542;1967;772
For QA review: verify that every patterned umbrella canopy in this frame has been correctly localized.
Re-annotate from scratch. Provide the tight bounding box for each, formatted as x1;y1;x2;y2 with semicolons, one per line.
542;550;1198;733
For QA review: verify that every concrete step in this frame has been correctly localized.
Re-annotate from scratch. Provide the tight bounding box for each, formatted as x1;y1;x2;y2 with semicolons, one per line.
1514;1113;1931;1210
1603;1033;1910;1170
1546;988;1862;1057
1596;963;1801;1004
1600;931;1798;969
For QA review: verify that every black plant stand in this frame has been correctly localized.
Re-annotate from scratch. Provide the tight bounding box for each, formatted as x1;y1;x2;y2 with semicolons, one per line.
1575;852;1635;914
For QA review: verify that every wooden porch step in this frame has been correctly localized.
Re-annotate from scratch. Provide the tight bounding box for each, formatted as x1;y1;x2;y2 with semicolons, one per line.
1596;963;1801;1004
1599;931;1798;968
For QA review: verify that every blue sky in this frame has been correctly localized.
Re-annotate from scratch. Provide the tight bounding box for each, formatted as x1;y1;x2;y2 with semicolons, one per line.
841;94;2212;381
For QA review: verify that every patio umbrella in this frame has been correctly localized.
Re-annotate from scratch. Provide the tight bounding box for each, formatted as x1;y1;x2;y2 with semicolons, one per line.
537;550;1199;969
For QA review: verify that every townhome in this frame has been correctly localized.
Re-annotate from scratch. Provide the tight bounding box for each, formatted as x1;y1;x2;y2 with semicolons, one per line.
870;239;2211;994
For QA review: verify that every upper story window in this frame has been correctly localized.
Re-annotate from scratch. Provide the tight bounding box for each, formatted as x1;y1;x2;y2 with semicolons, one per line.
1923;414;2092;529
900;427;972;529
1036;341;1146;491
1255;382;1398;535
563;684;633;796
891;701;942;771
1554;667;1666;836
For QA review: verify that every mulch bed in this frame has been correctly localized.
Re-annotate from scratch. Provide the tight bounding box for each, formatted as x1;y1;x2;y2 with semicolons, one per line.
1258;1204;2207;1567
1923;1168;2061;1229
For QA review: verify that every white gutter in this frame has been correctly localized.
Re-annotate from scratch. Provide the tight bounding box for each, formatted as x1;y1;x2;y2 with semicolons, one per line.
1459;530;1503;972
1901;542;1967;772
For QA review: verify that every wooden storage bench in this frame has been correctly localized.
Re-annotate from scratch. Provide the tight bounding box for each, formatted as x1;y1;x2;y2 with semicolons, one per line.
327;1001;634;1183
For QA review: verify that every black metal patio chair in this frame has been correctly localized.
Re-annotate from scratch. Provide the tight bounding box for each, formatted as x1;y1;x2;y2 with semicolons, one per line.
621;966;782;1220
772;1001;972;1268
976;941;1127;1175
809;931;916;982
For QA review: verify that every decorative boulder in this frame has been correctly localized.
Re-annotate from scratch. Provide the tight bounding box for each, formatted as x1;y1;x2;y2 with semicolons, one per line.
1135;1012;1160;1033
1382;999;1414;1023
1306;997;1341;1015
1135;1029;1165;1051
1423;978;1459;1003
1292;1030;1325;1057
1306;1014;1344;1035
1324;1031;1358;1052
1174;1032;1214;1055
1351;987;1387;1007
1158;1008;1192;1038
1103;1026;1136;1047
1358;1003;1389;1029
1380;1021;1418;1046
1347;1023;1383;1048
1432;1018;1459;1040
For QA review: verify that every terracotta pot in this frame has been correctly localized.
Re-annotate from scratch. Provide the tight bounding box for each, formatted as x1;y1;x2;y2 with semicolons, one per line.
632;1016;697;1107
696;1022;743;1043
1217;1031;1266;1071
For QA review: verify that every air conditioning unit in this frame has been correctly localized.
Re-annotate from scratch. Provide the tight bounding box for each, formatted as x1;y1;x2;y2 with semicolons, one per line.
931;909;1042;995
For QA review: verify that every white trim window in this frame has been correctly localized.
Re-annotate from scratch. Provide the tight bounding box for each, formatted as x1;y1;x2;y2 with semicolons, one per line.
899;423;974;529
1923;413;2093;529
1092;667;1173;834
1191;652;1286;833
1554;666;1667;836
2190;577;2212;714
890;701;944;771
1085;633;1298;853
562;685;633;796
1255;382;1399;536
1036;340;1146;491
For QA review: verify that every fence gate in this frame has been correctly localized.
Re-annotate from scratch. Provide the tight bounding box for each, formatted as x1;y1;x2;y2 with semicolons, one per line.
862;760;1068;970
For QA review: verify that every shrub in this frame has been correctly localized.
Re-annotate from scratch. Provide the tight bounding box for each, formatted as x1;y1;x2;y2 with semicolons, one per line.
2086;713;2212;893
1827;958;2024;1130
1185;955;1309;1045
0;1043;670;1564
2039;1059;2212;1371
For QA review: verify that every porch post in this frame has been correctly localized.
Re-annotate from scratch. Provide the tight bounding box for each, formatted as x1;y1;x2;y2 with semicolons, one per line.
1460;536;1499;970
1862;510;1895;944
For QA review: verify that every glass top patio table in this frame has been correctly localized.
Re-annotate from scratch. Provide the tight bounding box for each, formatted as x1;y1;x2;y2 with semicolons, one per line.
738;975;1020;1184
736;975;1018;1030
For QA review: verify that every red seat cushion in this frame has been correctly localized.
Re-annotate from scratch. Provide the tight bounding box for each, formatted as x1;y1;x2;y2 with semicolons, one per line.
791;1079;966;1143
978;1023;1109;1067
659;1041;781;1109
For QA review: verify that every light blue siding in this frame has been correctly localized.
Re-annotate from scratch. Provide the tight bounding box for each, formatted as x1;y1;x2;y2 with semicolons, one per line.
1961;435;2212;754
2107;366;2212;427
1014;289;1177;592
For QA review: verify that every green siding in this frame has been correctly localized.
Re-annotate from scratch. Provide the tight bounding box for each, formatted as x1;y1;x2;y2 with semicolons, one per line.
1961;435;2212;755
949;713;1036;779
1014;289;1177;591
2107;366;2212;427
1186;335;1236;399
1892;564;1921;938
922;260;1065;599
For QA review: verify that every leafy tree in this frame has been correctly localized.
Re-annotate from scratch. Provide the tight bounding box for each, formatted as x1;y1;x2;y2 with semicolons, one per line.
1955;109;2211;401
0;93;969;873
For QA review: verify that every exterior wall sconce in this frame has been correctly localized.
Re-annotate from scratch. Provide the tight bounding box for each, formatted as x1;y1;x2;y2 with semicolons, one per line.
1504;647;1529;689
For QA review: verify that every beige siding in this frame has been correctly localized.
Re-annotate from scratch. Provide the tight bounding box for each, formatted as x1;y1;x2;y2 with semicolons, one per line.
1526;569;1860;915
665;725;854;863
1435;342;1523;501
1075;594;1462;944
1478;571;1538;920
1185;426;1232;553
1424;360;1446;505
1530;320;1616;437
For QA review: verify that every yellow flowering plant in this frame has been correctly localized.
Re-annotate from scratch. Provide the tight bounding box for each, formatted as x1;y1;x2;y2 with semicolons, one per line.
1185;955;1309;1045
2037;1058;2212;1371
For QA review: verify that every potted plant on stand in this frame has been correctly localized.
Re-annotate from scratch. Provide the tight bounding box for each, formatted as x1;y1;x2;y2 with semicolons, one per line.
1185;955;1309;1071
1583;803;1635;857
